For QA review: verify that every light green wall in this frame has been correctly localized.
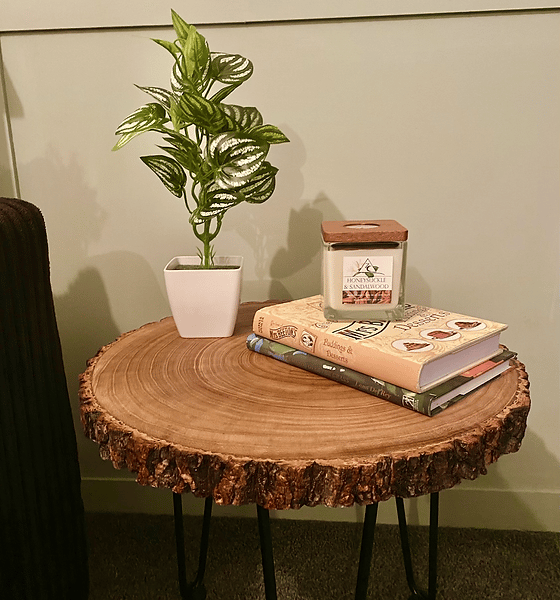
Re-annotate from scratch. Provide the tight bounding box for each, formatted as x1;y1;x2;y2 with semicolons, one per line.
1;8;559;531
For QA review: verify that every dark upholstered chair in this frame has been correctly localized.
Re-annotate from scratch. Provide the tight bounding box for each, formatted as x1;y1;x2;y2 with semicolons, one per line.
0;198;89;598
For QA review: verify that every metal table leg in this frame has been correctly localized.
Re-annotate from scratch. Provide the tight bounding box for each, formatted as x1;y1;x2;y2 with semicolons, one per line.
172;493;438;600
257;504;278;600
355;502;379;600
396;493;439;600
173;493;213;600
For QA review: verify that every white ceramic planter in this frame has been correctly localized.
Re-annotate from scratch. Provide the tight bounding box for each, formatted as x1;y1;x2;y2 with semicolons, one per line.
164;256;243;338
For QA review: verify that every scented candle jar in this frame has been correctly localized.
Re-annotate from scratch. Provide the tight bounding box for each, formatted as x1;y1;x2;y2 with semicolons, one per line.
321;220;408;321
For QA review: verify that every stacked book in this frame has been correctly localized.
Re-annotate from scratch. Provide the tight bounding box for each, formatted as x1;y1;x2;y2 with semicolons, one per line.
247;295;514;416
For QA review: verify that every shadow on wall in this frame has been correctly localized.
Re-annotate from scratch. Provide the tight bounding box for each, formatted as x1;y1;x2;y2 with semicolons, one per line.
15;150;115;385
404;266;432;308
54;266;122;479
14;150;168;476
268;193;345;300
55;267;120;381
0;165;16;197
0;55;19;197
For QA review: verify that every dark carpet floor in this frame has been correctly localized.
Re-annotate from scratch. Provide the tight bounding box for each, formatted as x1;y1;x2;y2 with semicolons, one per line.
85;513;559;600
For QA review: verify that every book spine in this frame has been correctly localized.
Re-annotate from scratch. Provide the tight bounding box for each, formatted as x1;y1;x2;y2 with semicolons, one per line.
252;306;423;391
246;334;436;416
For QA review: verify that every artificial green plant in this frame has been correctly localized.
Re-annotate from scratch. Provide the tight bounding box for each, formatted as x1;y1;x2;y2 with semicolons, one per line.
113;10;289;267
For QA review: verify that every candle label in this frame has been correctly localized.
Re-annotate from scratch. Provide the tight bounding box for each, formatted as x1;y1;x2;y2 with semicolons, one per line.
342;255;393;304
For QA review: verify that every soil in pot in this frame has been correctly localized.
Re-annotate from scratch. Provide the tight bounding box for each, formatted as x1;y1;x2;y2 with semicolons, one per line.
172;264;241;270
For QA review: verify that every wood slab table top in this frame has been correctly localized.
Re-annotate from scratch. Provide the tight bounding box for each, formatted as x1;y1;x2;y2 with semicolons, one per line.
79;302;530;510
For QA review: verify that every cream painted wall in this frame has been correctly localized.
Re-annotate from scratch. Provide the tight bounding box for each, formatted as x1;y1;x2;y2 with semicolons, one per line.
1;10;559;531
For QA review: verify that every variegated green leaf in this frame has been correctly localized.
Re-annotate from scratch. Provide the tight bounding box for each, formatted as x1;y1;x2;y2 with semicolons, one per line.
171;60;198;93
240;162;278;203
180;29;210;81
211;52;253;84
136;85;173;109
169;95;186;131
113;103;168;150
140;155;186;197
173;59;211;94
151;38;180;57
202;185;240;209
112;131;141;151
162;131;198;152
220;104;263;130
189;212;204;225
178;92;235;133
209;84;238;105
249;124;290;144
190;184;242;223
209;132;268;189
159;135;202;172
171;9;194;40
115;103;167;135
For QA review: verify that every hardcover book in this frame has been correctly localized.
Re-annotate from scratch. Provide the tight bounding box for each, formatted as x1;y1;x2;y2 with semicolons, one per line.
252;295;508;393
247;333;514;417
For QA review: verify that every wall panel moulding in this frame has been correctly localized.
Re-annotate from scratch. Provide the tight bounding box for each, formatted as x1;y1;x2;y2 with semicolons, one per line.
1;1;560;33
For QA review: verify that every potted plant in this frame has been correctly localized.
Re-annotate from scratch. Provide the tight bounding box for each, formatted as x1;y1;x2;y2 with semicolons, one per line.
113;9;289;337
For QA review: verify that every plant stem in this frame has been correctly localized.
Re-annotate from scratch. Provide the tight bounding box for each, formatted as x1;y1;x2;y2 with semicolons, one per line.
183;189;193;214
202;220;213;268
195;215;224;268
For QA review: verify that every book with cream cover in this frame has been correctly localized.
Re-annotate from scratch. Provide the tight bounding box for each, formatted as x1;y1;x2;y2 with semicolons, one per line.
252;295;508;393
247;333;514;416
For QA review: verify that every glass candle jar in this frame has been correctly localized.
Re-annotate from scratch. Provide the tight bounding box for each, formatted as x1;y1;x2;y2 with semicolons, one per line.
321;220;408;321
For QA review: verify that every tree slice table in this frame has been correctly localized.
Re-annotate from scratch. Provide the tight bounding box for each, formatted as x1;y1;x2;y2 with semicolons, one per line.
79;301;530;600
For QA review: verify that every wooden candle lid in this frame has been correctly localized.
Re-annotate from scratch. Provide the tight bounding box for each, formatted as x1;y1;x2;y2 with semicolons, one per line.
321;220;408;243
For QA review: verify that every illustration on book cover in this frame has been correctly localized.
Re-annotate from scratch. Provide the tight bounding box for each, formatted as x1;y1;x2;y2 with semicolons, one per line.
253;295;507;393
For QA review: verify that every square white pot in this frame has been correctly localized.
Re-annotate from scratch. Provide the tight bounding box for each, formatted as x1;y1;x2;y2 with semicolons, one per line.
164;256;243;338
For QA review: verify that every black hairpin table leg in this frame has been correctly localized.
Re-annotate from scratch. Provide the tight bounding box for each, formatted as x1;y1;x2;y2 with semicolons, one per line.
257;504;278;600
173;493;213;600
396;493;439;600
173;493;437;600
355;502;379;600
